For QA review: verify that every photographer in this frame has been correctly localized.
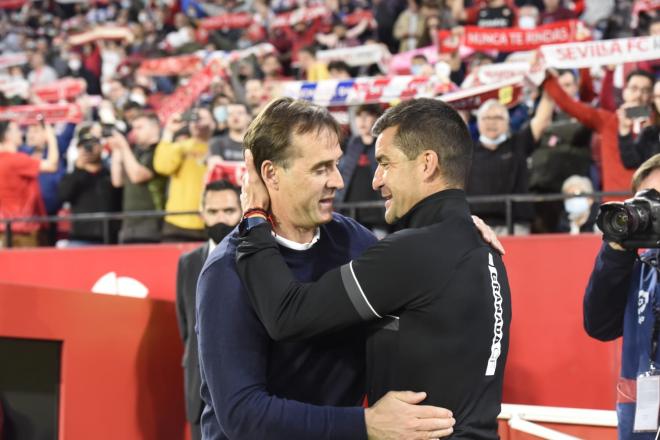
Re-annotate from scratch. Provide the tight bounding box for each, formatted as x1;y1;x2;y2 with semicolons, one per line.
619;78;660;169
58;126;121;246
154;108;216;242
584;153;660;439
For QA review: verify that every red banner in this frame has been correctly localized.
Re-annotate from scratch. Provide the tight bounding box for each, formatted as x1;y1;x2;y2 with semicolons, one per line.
0;52;27;69
0;103;83;125
138;54;203;77
0;0;26;8
199;12;254;30
439;20;588;53
441;78;524;111
270;5;330;28
156;59;223;124
343;10;374;27
32;78;86;103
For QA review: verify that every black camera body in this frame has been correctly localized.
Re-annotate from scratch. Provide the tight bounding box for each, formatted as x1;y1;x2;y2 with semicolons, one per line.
597;189;660;249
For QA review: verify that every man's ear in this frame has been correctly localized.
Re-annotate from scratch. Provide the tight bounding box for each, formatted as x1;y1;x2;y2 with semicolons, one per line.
261;160;279;191
420;150;440;181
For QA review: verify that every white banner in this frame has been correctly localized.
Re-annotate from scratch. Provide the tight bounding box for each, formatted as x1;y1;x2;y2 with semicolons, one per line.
541;35;660;69
316;44;390;67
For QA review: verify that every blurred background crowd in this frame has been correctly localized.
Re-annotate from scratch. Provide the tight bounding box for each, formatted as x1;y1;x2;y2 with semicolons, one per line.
0;0;657;248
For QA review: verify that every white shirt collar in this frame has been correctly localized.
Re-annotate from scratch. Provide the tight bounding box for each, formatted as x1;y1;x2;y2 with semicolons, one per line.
208;238;217;255
273;228;321;251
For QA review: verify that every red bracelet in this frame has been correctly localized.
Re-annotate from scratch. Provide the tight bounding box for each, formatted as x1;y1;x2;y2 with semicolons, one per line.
243;208;276;225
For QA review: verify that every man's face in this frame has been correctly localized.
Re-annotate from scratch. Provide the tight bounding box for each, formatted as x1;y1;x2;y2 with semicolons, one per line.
245;80;263;108
623;75;653;106
227;104;250;132
372;126;422;224
558;72;578;98
356;111;377;138
26;124;45;147
477;104;508;139
639;168;660;193
132;117;159;146
543;0;560;10
650;22;660;36
271;129;344;229
262;55;281;76
201;189;242;227
5;122;23;147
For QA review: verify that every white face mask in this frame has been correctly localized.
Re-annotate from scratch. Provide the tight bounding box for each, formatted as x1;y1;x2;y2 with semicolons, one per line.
479;133;508;147
518;16;537;29
129;93;146;106
410;64;423;76
564;196;590;219
68;59;82;71
213;106;228;124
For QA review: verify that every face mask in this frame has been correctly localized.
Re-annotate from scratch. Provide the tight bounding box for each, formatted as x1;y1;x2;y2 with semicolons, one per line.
518;16;537;29
205;222;234;245
68;59;82;71
410;65;423;76
564;197;590;218
435;61;451;79
129;93;146;106
479;133;508;146
213;106;228;124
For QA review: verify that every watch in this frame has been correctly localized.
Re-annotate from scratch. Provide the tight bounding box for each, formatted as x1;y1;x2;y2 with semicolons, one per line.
239;215;269;236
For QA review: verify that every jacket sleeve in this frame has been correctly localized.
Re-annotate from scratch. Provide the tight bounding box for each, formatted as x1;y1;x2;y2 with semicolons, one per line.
618;133;643;170
544;75;608;132
583;243;637;341
196;257;367;440
153;140;185;176
175;255;187;343
236;223;428;340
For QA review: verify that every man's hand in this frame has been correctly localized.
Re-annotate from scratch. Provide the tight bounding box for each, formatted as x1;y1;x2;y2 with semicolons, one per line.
365;391;455;440
472;215;505;255
241;149;271;212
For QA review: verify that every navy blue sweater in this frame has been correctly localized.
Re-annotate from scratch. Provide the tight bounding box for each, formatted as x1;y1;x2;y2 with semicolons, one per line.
196;213;377;440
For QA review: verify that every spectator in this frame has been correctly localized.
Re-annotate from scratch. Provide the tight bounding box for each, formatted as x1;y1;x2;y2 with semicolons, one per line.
517;4;539;28
260;53;286;81
0;121;58;248
66;50;101;95
297;46;330;82
393;0;424;52
410;54;434;77
154;108;216;242
20;122;76;244
544;69;654;193
453;0;517;29
557;175;598;235
110;113;167;244
466;94;553;234
209;102;251;162
539;0;576;25
58;127;121;246
619;77;660;169
27;51;58;86
328;60;353;79
336;104;385;230
243;78;267;116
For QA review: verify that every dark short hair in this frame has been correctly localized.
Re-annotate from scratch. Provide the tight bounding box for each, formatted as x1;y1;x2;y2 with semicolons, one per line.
411;54;428;63
133;111;160;126
632;154;660;192
356;104;383;118
243;97;341;171
557;69;577;81
371;98;472;188
626;69;654;87
203;179;240;206
0;121;10;143
328;60;351;74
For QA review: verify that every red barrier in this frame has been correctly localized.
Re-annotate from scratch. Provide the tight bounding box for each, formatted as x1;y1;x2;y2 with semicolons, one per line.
0;282;185;440
0;233;621;429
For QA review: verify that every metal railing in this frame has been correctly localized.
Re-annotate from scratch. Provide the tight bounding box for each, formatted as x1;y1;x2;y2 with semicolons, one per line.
0;191;630;248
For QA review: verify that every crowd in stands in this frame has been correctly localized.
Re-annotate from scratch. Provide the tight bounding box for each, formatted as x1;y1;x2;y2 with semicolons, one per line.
0;0;658;247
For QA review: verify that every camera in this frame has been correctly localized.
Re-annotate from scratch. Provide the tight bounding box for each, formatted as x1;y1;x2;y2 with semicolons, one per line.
180;110;199;123
101;124;115;138
597;189;660;249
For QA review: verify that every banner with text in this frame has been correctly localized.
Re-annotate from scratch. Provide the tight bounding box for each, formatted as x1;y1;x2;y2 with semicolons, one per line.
316;44;390;68
441;77;524;111
32;78;87;102
0;52;27;70
138;54;203;76
0;103;83;125
541;35;660;69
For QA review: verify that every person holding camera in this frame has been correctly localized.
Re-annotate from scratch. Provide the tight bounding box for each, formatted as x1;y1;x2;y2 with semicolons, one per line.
110;113;167;244
58;126;121;246
619;78;660;170
584;153;660;439
154;107;216;242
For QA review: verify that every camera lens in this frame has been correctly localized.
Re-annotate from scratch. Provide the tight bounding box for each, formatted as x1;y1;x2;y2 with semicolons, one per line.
610;211;630;234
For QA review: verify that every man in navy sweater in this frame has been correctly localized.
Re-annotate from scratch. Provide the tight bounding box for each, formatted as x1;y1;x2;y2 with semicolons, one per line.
196;98;457;439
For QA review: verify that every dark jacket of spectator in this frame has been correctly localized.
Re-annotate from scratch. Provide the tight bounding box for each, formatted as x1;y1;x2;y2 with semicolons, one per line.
619;125;660;170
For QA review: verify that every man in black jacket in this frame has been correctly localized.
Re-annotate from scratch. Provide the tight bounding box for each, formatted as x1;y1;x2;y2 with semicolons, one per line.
175;179;241;440
237;98;512;439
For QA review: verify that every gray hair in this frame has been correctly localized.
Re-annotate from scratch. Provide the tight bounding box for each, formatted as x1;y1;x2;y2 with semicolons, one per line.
562;175;593;194
476;99;510;124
